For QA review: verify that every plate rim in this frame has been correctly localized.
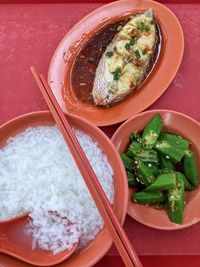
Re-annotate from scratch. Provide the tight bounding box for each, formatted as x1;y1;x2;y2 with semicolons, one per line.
48;0;184;126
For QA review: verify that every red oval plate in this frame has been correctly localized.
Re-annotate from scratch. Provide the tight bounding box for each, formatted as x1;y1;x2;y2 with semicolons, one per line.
111;110;200;230
48;0;184;127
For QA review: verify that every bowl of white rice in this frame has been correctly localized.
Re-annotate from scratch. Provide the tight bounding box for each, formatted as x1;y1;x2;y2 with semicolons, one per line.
0;111;128;267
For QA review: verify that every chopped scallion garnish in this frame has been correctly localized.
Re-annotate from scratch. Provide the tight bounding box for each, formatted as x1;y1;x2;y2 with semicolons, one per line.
145;25;151;32
130;38;135;45
125;43;131;50
106;51;114;58
113;67;122;81
137;24;144;31
135;50;141;58
124;38;135;51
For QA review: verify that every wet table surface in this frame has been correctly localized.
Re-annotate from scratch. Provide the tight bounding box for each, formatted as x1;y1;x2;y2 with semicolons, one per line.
0;1;200;266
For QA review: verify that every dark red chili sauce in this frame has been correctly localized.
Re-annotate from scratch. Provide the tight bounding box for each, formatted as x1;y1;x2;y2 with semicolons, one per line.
71;20;127;104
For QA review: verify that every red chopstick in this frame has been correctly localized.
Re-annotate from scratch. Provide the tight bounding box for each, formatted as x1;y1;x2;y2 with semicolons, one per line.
30;66;143;267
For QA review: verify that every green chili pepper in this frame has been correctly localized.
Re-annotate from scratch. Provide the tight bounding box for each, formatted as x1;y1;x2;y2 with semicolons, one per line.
130;131;142;143
142;114;163;149
145;173;176;192
159;133;190;151
127;141;158;163
178;171;197;191
144;162;159;177
132;191;165;205
126;171;141;188
160;155;176;171
127;141;141;158
120;153;133;171
133;157;156;186
168;172;185;224
183;150;199;188
158;168;172;175
136;150;158;163
184;178;197;191
155;133;188;163
155;141;185;163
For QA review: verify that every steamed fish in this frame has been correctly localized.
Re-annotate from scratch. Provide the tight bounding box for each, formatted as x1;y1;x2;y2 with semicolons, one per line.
92;9;159;106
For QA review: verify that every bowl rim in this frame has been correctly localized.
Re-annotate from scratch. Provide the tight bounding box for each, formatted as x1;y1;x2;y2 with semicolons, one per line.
111;109;200;230
112;109;200;140
0;110;128;266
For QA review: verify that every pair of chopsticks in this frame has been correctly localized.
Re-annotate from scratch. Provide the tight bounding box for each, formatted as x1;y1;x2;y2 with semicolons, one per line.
30;67;143;267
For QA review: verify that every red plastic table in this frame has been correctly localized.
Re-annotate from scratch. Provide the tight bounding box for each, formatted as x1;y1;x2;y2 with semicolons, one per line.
0;1;200;266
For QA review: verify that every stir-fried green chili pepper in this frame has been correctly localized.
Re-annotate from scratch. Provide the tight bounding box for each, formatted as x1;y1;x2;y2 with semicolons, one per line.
119;113;199;225
126;171;141;188
183;150;199;188
142;114;163;149
127;141;158;163
179;172;196;191
155;140;186;163
132;191;165;205
158;168;173;175
120;153;133;171
131;131;142;143
155;132;189;163
127;141;142;157
159;133;190;151
133;157;156;186
145;162;159;177
145;173;176;192
160;155;176;171
136;149;158;163
184;178;197;191
168;172;185;224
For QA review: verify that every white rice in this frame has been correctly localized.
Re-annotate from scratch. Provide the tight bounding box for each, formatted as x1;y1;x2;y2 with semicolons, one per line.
0;126;114;253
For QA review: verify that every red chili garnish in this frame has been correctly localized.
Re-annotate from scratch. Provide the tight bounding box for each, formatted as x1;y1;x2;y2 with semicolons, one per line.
135;59;142;67
130;81;135;88
131;28;138;36
144;32;151;37
145;45;151;51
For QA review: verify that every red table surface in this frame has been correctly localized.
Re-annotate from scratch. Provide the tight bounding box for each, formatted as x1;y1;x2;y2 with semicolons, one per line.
0;1;200;266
